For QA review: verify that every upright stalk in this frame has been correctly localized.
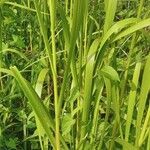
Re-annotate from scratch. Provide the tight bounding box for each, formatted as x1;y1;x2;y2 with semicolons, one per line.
0;6;3;89
34;1;59;149
58;0;86;116
47;1;60;149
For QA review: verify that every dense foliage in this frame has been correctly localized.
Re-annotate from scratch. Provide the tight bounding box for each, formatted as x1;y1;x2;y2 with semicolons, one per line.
0;0;150;149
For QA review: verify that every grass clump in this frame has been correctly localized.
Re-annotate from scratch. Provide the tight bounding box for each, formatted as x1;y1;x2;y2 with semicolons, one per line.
0;0;150;149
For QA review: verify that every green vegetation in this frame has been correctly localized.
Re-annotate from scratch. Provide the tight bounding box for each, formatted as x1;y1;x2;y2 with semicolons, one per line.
0;0;150;149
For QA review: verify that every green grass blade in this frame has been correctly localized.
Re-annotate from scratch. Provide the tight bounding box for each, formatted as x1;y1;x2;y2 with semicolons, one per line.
35;68;49;97
80;38;99;143
113;18;150;42
98;77;111;149
5;1;37;12
4;1;49;15
90;78;104;145
136;55;150;146
10;66;56;149
2;49;29;61
34;68;49;150
95;18;138;70
125;62;141;141
139;106;150;146
57;4;70;49
33;1;53;66
103;0;118;34
0;68;12;76
0;6;3;89
147;130;150;150
100;66;120;82
100;18;138;50
59;0;88;113
47;1;60;148
115;138;137;150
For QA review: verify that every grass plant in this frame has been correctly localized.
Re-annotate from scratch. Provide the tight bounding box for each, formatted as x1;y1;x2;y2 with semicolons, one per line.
0;0;150;149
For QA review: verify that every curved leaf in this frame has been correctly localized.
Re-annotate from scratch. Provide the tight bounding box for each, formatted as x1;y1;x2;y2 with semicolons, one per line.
10;66;56;149
113;18;150;42
100;66;120;82
2;49;29;61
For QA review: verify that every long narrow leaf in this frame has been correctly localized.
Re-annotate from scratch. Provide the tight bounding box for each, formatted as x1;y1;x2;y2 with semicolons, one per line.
10;66;56;149
136;55;150;146
103;0;118;34
125;62;141;141
113;18;150;42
